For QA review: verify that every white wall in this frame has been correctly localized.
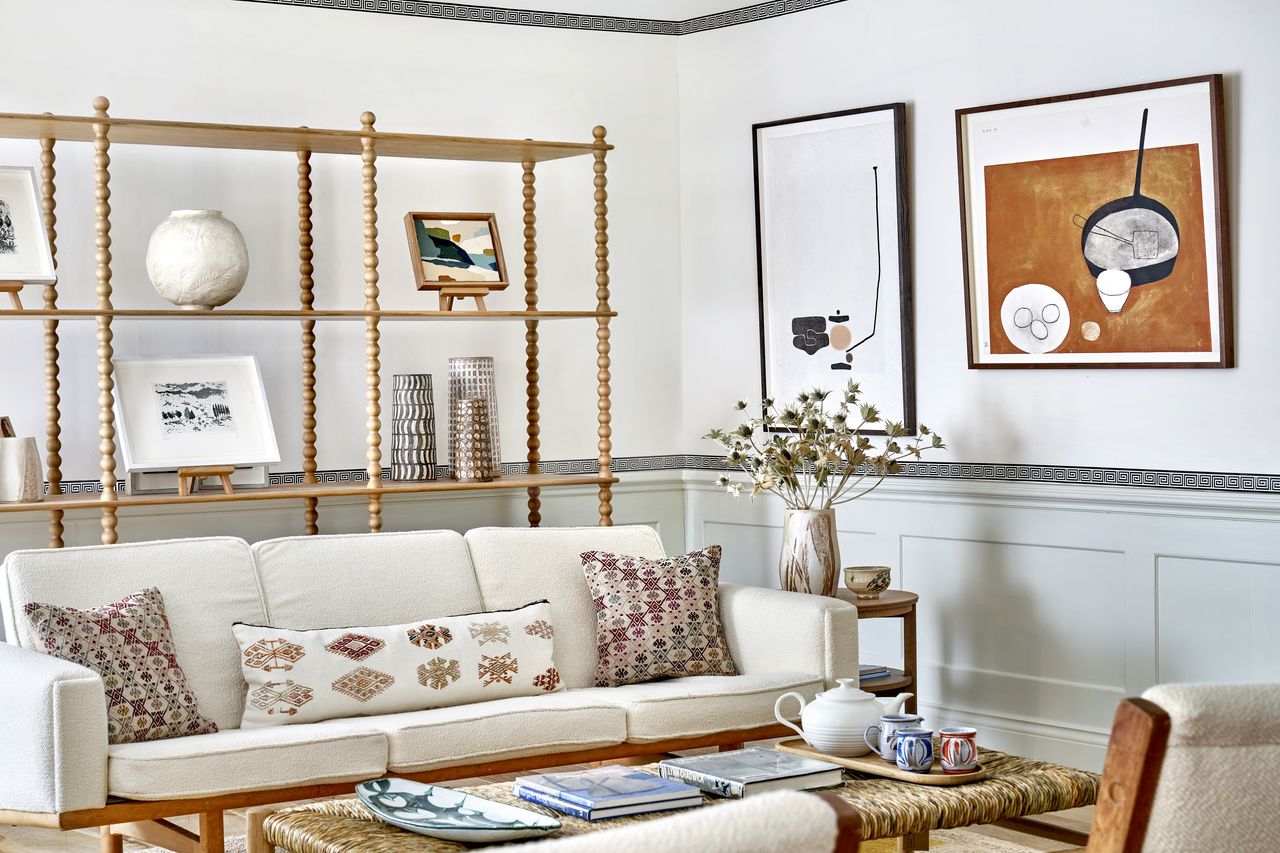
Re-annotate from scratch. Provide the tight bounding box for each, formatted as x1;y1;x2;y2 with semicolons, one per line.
677;0;1280;769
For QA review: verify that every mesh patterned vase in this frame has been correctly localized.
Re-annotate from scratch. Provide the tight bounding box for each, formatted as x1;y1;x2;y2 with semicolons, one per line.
450;398;494;482
448;356;501;479
390;374;437;481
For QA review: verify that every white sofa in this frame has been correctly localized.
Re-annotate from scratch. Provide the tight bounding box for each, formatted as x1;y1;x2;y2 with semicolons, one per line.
0;525;857;823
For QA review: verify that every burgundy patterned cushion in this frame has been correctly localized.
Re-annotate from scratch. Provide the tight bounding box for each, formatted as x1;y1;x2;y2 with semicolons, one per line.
24;587;218;745
581;546;738;687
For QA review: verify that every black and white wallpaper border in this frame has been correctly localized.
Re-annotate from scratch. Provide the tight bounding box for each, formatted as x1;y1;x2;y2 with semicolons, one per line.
235;0;849;35
45;455;1280;496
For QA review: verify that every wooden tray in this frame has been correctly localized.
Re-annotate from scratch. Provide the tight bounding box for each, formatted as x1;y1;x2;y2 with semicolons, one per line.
776;739;988;786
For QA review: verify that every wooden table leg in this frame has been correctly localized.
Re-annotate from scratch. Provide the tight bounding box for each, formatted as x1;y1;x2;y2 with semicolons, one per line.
904;602;918;716
245;806;277;853
99;828;123;853
893;831;930;851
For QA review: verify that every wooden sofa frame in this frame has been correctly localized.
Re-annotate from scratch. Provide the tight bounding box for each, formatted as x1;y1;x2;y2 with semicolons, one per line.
0;723;793;853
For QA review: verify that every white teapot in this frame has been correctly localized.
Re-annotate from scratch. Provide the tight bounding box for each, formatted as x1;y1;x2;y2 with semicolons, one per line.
774;679;913;757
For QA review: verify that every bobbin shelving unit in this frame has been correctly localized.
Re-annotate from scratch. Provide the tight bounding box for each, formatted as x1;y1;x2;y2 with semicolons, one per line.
0;98;617;547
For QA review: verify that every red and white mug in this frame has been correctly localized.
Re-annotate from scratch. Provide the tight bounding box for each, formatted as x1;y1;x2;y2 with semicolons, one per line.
939;727;979;774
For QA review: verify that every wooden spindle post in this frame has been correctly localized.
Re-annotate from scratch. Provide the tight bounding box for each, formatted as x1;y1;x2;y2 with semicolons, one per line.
92;96;119;544
360;112;383;533
522;158;541;527
297;147;319;535
592;126;613;526
39;131;64;548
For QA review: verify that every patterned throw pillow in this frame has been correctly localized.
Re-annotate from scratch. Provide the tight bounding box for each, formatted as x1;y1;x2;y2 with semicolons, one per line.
232;600;563;727
581;546;737;687
24;587;218;745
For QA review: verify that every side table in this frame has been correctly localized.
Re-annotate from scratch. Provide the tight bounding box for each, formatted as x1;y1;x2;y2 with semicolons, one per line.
835;589;918;715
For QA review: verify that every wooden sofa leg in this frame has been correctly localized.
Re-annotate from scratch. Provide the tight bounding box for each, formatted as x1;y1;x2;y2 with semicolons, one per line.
199;811;225;853
100;828;124;853
718;742;745;751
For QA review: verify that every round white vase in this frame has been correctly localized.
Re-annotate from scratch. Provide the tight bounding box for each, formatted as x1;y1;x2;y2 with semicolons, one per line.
145;210;249;310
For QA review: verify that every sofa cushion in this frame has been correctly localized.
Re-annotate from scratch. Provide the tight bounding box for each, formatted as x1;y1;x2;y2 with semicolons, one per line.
574;672;823;742
107;721;387;800
24;587;218;745
2;537;264;730
251;531;483;629
234;601;564;727
323;691;628;772
582;546;737;687
465;526;668;689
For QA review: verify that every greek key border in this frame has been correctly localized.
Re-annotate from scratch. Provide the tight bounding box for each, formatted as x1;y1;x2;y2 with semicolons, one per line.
47;455;1280;495
234;0;849;35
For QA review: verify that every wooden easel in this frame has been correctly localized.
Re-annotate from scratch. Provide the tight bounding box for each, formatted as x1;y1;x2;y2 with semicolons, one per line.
177;465;236;496
0;283;25;310
438;286;490;312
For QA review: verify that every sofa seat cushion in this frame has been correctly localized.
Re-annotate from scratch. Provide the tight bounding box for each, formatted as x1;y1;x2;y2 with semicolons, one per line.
107;722;388;800
323;691;628;773
574;672;823;742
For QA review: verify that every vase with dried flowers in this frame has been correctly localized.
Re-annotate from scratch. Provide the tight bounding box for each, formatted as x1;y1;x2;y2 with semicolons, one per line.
704;381;944;596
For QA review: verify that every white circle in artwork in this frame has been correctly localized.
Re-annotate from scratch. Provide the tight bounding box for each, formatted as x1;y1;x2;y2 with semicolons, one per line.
999;283;1071;355
1082;321;1101;341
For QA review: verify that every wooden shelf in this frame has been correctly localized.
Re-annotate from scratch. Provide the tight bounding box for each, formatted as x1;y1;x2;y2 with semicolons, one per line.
860;668;913;694
0;473;617;514
0;308;615;322
0;112;607;163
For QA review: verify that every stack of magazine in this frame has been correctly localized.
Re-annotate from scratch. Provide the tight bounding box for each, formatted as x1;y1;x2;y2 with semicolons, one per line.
657;748;843;798
513;765;702;821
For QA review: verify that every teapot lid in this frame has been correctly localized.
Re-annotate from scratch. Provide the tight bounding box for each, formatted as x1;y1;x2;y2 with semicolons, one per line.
818;678;877;702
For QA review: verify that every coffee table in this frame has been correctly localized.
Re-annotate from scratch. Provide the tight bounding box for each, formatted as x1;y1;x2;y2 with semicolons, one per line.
259;747;1098;853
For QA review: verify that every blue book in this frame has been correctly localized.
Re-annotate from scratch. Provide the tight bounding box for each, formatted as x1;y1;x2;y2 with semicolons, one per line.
513;765;698;809
514;785;702;821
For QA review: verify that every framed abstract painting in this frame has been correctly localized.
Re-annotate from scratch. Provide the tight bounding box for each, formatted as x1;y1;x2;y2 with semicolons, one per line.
753;103;914;433
957;75;1231;368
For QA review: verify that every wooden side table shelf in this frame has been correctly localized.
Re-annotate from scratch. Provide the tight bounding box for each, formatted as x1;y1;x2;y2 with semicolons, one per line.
836;589;918;715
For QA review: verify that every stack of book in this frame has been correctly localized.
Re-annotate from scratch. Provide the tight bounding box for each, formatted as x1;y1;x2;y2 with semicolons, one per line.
860;663;892;682
513;765;702;821
657;748;843;798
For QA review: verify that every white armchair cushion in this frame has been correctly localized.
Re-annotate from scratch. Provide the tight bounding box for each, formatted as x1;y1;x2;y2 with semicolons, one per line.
0;642;108;813
718;584;858;689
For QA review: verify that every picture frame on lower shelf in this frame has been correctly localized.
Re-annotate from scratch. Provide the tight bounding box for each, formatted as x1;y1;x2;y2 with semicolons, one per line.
113;354;281;474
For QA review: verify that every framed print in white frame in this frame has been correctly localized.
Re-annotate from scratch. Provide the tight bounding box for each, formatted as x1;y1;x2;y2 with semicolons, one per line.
753;103;915;434
0;166;56;284
957;75;1232;368
113;355;280;473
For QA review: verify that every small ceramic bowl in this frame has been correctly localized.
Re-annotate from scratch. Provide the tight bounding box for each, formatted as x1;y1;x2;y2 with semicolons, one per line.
844;566;892;599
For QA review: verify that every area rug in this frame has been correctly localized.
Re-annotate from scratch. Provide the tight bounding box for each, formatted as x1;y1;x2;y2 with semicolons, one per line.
141;827;1044;853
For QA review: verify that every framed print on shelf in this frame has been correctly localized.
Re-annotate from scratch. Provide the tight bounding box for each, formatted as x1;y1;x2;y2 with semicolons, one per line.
404;212;507;311
957;74;1231;368
0;166;57;308
112;355;280;473
753;103;915;434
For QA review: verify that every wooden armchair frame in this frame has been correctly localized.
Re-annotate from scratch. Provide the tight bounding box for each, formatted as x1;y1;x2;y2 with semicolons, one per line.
1083;697;1172;853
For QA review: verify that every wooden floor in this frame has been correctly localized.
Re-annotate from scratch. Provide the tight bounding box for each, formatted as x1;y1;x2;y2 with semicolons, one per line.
0;738;1093;853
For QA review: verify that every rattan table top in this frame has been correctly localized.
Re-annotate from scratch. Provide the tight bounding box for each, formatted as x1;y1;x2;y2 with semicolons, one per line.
263;749;1099;851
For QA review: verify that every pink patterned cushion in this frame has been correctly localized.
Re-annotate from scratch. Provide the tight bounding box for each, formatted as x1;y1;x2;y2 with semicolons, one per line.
24;587;218;745
581;546;738;687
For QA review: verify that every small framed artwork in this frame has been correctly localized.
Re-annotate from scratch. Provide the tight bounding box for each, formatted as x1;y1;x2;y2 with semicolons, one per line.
113;355;280;472
0;166;57;284
404;212;508;309
957;74;1231;368
754;103;914;433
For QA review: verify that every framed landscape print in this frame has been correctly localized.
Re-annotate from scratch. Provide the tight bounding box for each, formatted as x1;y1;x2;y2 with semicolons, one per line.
754;103;915;433
113;355;280;472
404;212;508;291
957;75;1231;368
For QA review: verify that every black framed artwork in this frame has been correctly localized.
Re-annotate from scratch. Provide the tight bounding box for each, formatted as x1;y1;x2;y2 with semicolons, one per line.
753;103;915;433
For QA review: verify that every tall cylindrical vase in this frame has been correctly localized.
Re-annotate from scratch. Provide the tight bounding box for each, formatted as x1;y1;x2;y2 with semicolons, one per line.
779;508;840;596
451;398;494;482
448;357;501;479
391;374;437;481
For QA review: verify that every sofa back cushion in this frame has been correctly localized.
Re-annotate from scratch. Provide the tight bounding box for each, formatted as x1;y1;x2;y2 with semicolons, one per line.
464;525;667;689
1;537;264;730
251;531;483;629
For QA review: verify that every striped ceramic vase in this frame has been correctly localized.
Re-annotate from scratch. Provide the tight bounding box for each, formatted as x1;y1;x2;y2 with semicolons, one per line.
390;374;437;481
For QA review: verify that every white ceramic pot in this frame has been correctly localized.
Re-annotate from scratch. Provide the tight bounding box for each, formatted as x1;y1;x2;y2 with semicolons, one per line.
0;436;43;503
774;679;913;757
145;210;249;310
780;508;840;596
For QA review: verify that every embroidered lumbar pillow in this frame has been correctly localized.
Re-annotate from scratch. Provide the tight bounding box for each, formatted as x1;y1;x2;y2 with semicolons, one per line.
581;545;737;688
232;600;563;727
24;587;219;745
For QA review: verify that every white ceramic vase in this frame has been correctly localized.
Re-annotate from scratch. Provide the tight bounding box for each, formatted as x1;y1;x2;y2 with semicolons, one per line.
779;508;840;596
0;437;43;503
145;210;249;310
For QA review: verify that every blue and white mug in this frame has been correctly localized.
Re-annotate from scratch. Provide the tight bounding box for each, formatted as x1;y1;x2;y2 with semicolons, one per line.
891;726;934;773
863;713;924;763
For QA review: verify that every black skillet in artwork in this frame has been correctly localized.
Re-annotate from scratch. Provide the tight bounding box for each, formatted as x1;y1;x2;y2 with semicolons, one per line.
1075;108;1181;287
